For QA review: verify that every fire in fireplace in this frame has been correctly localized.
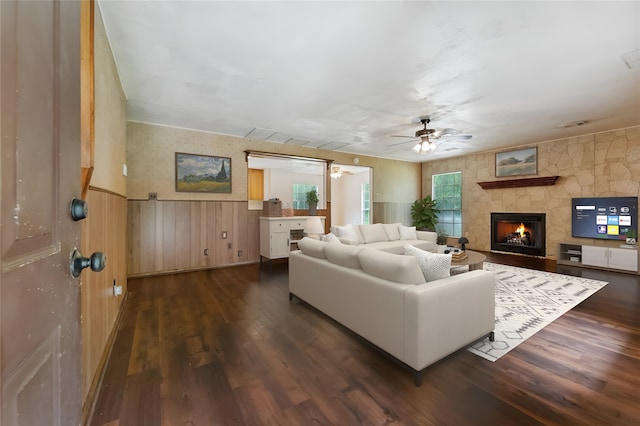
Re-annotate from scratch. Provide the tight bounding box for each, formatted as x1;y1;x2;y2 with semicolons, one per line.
491;213;546;256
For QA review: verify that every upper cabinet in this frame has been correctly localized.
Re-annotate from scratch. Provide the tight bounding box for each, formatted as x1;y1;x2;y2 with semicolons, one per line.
248;168;264;201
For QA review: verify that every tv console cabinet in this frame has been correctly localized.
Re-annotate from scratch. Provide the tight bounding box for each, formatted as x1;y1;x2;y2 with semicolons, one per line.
557;242;639;274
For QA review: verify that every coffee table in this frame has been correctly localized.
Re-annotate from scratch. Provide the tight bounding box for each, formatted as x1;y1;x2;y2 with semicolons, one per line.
450;250;486;271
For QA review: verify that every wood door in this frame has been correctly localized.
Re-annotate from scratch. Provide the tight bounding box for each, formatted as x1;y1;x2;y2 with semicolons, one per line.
1;1;83;425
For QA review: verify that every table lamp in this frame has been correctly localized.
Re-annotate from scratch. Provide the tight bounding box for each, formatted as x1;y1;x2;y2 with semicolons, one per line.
304;217;324;240
458;237;469;251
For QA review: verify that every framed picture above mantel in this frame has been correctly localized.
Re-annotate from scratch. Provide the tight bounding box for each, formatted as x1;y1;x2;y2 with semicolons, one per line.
495;147;537;177
175;152;232;193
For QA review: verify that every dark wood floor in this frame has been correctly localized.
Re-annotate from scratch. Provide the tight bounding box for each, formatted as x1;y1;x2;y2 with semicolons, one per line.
89;252;640;425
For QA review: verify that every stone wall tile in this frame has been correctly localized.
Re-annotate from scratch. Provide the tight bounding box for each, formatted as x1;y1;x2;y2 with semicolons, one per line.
422;125;639;258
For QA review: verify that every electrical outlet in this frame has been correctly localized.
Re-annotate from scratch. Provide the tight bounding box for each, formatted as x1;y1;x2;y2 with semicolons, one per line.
113;280;123;296
227;243;232;249
238;249;243;257
149;192;157;200
204;248;209;256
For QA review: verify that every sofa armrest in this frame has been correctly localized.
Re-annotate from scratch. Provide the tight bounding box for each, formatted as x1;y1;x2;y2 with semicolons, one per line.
416;230;437;243
402;270;495;370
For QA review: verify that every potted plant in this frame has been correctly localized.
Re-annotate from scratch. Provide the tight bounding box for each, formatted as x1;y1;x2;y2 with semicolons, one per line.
410;195;440;231
306;189;319;216
436;228;448;253
625;228;637;245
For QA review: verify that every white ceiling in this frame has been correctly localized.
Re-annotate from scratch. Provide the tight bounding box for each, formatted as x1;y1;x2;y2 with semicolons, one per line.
99;1;640;163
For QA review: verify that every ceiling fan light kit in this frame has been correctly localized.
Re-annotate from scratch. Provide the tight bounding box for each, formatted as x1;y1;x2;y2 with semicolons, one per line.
405;116;472;155
330;166;353;178
412;139;437;154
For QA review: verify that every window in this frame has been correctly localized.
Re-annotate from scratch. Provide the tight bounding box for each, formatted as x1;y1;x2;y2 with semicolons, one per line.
361;183;370;224
292;184;318;209
432;172;462;237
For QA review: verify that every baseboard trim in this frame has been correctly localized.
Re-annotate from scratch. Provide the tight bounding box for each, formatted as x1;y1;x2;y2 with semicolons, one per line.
126;260;260;278
81;291;130;425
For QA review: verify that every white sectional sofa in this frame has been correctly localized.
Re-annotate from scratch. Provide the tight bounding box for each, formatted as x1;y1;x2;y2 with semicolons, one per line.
288;237;496;386
328;222;438;254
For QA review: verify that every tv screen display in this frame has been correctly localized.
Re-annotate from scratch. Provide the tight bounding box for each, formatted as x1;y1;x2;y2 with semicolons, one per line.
572;197;638;240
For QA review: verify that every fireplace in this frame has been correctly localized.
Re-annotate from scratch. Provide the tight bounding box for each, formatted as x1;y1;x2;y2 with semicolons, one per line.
491;212;546;257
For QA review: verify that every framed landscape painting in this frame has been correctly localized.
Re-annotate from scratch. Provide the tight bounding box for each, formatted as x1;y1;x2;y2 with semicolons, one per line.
495;147;537;177
175;152;231;193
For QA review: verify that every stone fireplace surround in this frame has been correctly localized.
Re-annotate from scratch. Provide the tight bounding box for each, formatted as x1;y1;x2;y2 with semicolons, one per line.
491;212;546;257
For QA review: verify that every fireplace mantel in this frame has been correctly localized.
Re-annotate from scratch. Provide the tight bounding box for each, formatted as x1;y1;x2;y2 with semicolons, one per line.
477;176;559;190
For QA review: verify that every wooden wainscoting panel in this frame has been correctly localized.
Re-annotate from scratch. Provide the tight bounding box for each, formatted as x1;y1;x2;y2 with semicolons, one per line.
191;201;208;268
373;202;412;225
214;201;235;266
174;201;192;270
246;208;261;262
127;200;140;274
161;201;177;272
81;188;127;414
140;200;158;274
233;202;248;264
127;200;261;276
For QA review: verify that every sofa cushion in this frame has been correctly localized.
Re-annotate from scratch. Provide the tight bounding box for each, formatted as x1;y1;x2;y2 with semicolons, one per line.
374;240;436;254
382;223;401;241
332;224;360;243
322;232;341;243
358;248;425;285
404;244;451;282
359;224;389;243
399;225;418;240
324;243;363;269
297;237;327;259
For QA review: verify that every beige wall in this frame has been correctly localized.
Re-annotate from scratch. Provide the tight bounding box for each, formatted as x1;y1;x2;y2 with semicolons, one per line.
422;126;640;258
126;121;422;206
81;4;129;408
92;4;127;196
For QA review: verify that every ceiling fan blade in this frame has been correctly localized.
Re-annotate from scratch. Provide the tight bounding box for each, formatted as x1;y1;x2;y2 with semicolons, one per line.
433;128;458;137
448;134;473;141
436;133;472;141
390;135;416;138
387;138;418;147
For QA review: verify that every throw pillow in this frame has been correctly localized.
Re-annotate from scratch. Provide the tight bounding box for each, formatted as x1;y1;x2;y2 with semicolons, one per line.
322;233;341;244
382;223;401;241
399;225;418;240
403;244;451;282
359;223;389;243
333;224;359;243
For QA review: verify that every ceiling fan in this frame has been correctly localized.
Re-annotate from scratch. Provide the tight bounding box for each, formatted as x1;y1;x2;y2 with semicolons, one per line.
330;166;353;178
392;117;472;154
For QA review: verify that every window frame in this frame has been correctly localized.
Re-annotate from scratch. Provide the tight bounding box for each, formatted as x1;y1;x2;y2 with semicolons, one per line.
431;171;462;237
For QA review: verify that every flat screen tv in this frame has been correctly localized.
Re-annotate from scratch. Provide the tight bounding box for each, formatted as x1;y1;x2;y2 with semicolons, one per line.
572;196;638;240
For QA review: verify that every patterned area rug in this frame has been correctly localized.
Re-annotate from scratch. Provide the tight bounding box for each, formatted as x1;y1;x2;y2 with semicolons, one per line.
466;262;608;362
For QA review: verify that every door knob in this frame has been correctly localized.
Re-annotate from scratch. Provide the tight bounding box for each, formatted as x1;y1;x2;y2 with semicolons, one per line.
70;198;88;221
69;248;106;277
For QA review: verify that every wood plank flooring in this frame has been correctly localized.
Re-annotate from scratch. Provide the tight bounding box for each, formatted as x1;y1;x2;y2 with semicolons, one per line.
89;252;640;425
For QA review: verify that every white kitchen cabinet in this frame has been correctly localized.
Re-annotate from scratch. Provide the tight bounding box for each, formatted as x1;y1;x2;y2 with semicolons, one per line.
259;216;325;268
